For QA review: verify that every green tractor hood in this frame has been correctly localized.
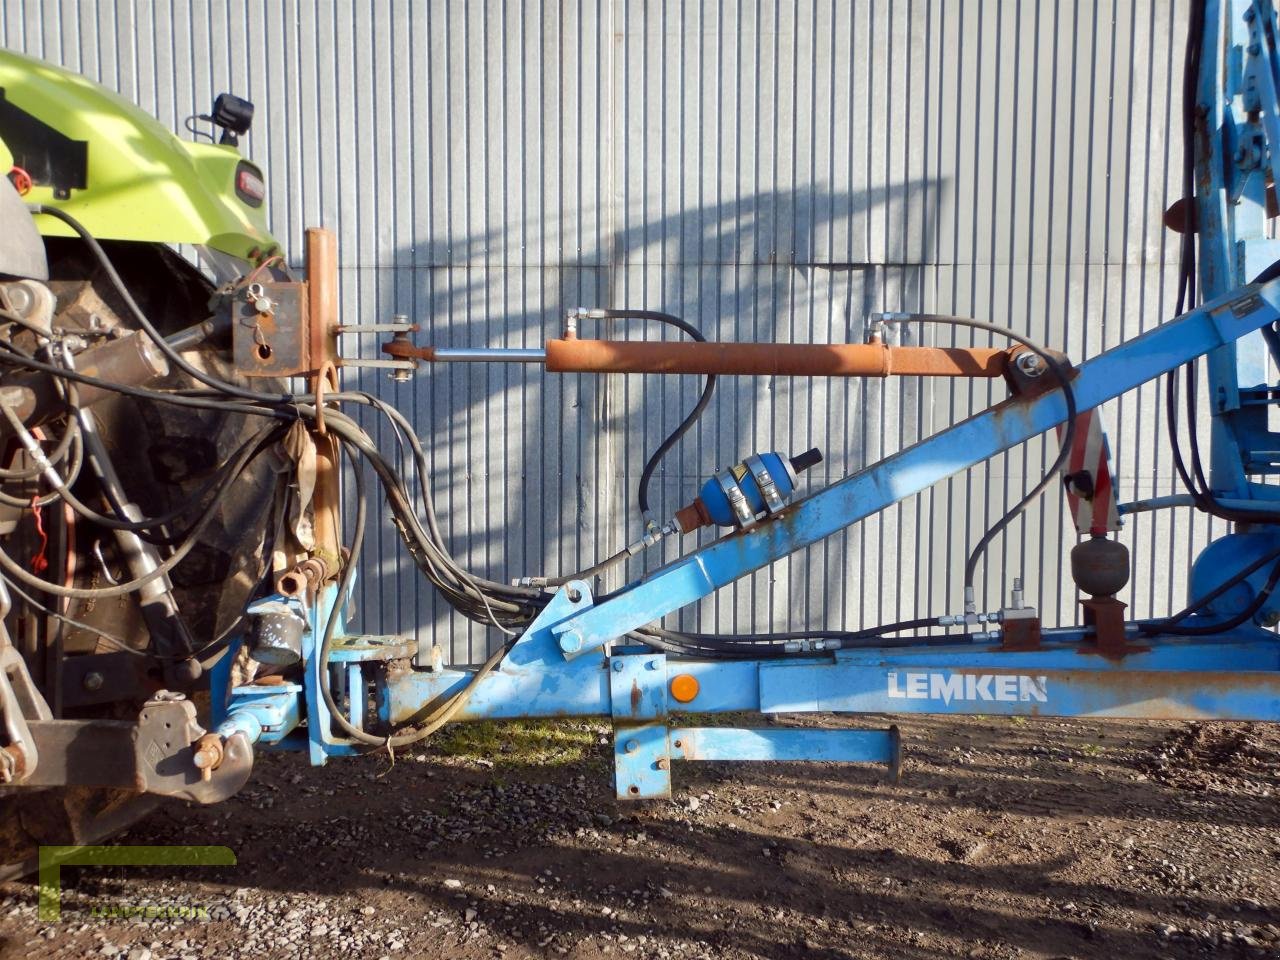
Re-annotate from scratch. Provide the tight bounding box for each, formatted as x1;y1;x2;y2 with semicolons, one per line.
0;50;279;261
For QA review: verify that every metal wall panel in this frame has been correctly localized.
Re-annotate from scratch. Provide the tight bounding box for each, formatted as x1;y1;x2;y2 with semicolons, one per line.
2;1;1212;663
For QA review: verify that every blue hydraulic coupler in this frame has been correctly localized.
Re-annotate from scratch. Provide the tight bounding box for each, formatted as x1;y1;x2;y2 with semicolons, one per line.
674;448;822;531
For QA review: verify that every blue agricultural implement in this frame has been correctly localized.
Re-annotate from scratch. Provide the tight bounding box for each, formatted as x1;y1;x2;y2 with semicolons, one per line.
0;2;1275;874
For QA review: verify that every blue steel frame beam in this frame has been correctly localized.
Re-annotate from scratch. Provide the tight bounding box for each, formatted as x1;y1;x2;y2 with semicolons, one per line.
551;283;1280;660
379;629;1280;726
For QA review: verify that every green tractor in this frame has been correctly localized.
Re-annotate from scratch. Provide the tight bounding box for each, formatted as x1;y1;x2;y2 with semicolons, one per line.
0;50;297;874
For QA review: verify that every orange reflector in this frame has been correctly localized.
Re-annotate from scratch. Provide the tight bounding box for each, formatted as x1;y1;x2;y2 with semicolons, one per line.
670;674;699;703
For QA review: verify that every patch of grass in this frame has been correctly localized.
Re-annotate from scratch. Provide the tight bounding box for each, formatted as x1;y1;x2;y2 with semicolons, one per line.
431;718;605;766
669;711;758;728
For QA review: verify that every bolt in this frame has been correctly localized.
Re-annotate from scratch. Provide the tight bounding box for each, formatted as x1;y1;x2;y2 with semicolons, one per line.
1015;352;1047;377
612;659;625;672
82;671;104;692
389;367;412;384
567;587;582;602
654;758;670;771
624;739;639;753
558;631;583;654
645;659;659;670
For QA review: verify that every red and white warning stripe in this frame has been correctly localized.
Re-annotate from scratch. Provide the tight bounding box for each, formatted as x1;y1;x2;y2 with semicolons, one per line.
1055;410;1121;535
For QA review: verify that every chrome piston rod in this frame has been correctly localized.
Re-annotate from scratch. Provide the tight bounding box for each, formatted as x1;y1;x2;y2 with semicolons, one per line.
429;347;547;362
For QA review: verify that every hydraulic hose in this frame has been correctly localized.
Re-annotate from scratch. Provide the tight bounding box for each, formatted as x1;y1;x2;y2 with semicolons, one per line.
578;309;717;521
1153;555;1280;636
1139;545;1280;636
881;314;1077;599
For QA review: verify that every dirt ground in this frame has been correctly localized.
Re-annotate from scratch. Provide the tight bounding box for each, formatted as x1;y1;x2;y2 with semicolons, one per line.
0;712;1276;960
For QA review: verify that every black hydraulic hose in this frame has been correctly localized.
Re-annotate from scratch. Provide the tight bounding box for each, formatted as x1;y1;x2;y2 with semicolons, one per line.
1150;555;1280;636
638;626;977;659
887;315;1077;594
1138;545;1280;635
543;547;630;587
652;616;941;646
317;436;513;748
0;389;78;482
1166;371;1208;510
1166;0;1209;509
0;419;83;509
0;306;54;342
0;423;279;600
27;205;295;407
582;309;717;520
0;342;296;421
0;399;281;541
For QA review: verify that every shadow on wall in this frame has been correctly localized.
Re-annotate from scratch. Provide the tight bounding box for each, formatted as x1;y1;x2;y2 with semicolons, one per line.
351;180;947;660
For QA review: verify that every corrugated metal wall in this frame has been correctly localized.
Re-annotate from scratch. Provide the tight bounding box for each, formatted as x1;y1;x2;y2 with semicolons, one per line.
3;1;1221;663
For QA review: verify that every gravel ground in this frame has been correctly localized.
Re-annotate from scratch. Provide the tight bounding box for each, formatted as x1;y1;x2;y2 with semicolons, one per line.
0;713;1277;960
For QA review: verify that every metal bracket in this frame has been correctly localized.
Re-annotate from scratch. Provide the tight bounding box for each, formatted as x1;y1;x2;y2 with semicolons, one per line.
714;470;755;527
609;651;669;799
744;454;784;514
745;454;783;513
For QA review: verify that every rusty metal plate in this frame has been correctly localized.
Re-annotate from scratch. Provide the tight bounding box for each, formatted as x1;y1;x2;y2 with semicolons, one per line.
232;282;311;377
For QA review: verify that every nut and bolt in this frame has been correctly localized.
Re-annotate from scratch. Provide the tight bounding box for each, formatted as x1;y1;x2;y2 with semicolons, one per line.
1015;352;1048;377
558;630;583;654
246;282;274;315
82;671;104;692
624;739;639;754
654;758;670;771
388;322;415;382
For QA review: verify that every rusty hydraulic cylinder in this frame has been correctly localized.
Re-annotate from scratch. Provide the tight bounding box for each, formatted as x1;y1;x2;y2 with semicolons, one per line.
542;338;1008;378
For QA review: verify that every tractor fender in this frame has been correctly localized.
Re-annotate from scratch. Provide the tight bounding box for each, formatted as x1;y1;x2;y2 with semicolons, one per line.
0;50;279;262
